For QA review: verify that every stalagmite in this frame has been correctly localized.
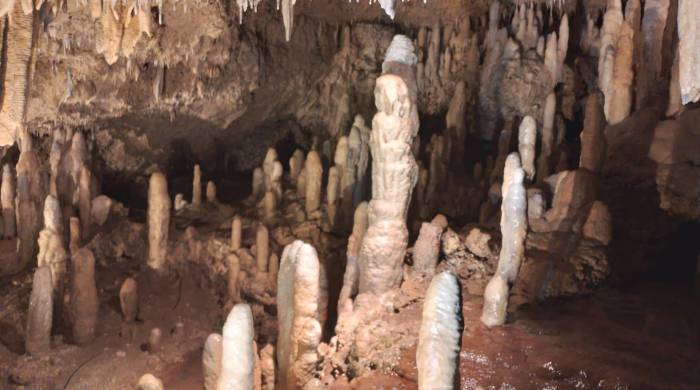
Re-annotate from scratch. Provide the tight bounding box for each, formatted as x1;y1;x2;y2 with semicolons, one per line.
0;4;35;146
71;248;99;344
206;181;217;203
37;195;67;294
412;222;443;275
289;149;305;183
358;73;419;295
79;166;92;238
217;304;255;390
231;215;242;251
263;191;276;223
192;164;202;206
203;333;223;390
255;224;269;274
326;166;340;225
304;151;322;215
148;172;171;271
25;266;53;355
1;164;16;237
137;374;164;390
579;92;607;173
16;139;45;271
148;328;162;353
495;153;527;283
251;167;264;200
608;22;635;125
518;116;537;181
260;344;275;390
338;201;368;309
678;0;700;104
119;277;139;322
480;274;509;327
277;240;325;389
268;253;279;287
69;217;81;254
416;271;462;389
227;253;241;302
296;168;306;199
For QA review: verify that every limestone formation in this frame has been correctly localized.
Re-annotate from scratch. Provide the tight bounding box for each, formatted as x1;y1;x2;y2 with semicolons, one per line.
358;73;419;296
678;0;700;104
518;116;537;181
71;248;99;344
256;224;269;274
79;166;92;238
304;151;323;215
137;374;164;390
544;32;559;86
16;144;45;270
608;22;635;125
203;333;223;390
480;274;508;327
25;266;53;355
579;92;607;173
193;164;202;206
227;253;241;302
148;172;171;271
206;181;217;203
338;202;368;309
231;215;242;251
598;0;623;108
277;240;326;389
412;222;443;275
348;115;371;207
69;217;81;254
1;164;16;237
289;149;305;183
417;271;462;389
37;195;67;295
557;14;569;83
217;304;255;390
119;277;139;322
496;153;528;283
641;0;670;102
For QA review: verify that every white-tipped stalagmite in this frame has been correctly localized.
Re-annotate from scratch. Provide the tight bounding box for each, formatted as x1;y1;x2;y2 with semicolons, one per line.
71;248;99;344
358;72;419;296
289;149;305;183
217;304;255;390
495;153;528;284
231;215;242;251
518;116;537;181
78;166;92;238
25;266;53;355
579;92;607;173
203;333;223;390
256;223;269;274
338;201;368;309
206;181;217;203
260;344;275;390
1;164;16;237
192;164;202;206
481;274;509;327
412;222;443;275
37;195;67;295
147;172;171;271
417;271;462;389
277;240;326;389
119;277;139;322
304;151;323;215
678;0;700;104
608;21;635;125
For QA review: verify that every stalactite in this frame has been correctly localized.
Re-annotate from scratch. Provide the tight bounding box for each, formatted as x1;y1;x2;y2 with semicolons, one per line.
557;14;569;83
416;271;461;389
608;22;635;125
598;0;623;112
281;0;295;42
678;0;700;104
0;3;35;146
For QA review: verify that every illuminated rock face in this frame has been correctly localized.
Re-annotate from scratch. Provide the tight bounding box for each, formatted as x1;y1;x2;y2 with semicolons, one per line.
277;240;326;390
417;271;462;389
358;70;419;296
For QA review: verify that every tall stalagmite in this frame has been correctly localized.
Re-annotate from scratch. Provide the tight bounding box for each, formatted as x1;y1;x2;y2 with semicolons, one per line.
216;304;255;390
71;248;99;344
148;172;171;271
358;51;419;295
25;266;53;355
